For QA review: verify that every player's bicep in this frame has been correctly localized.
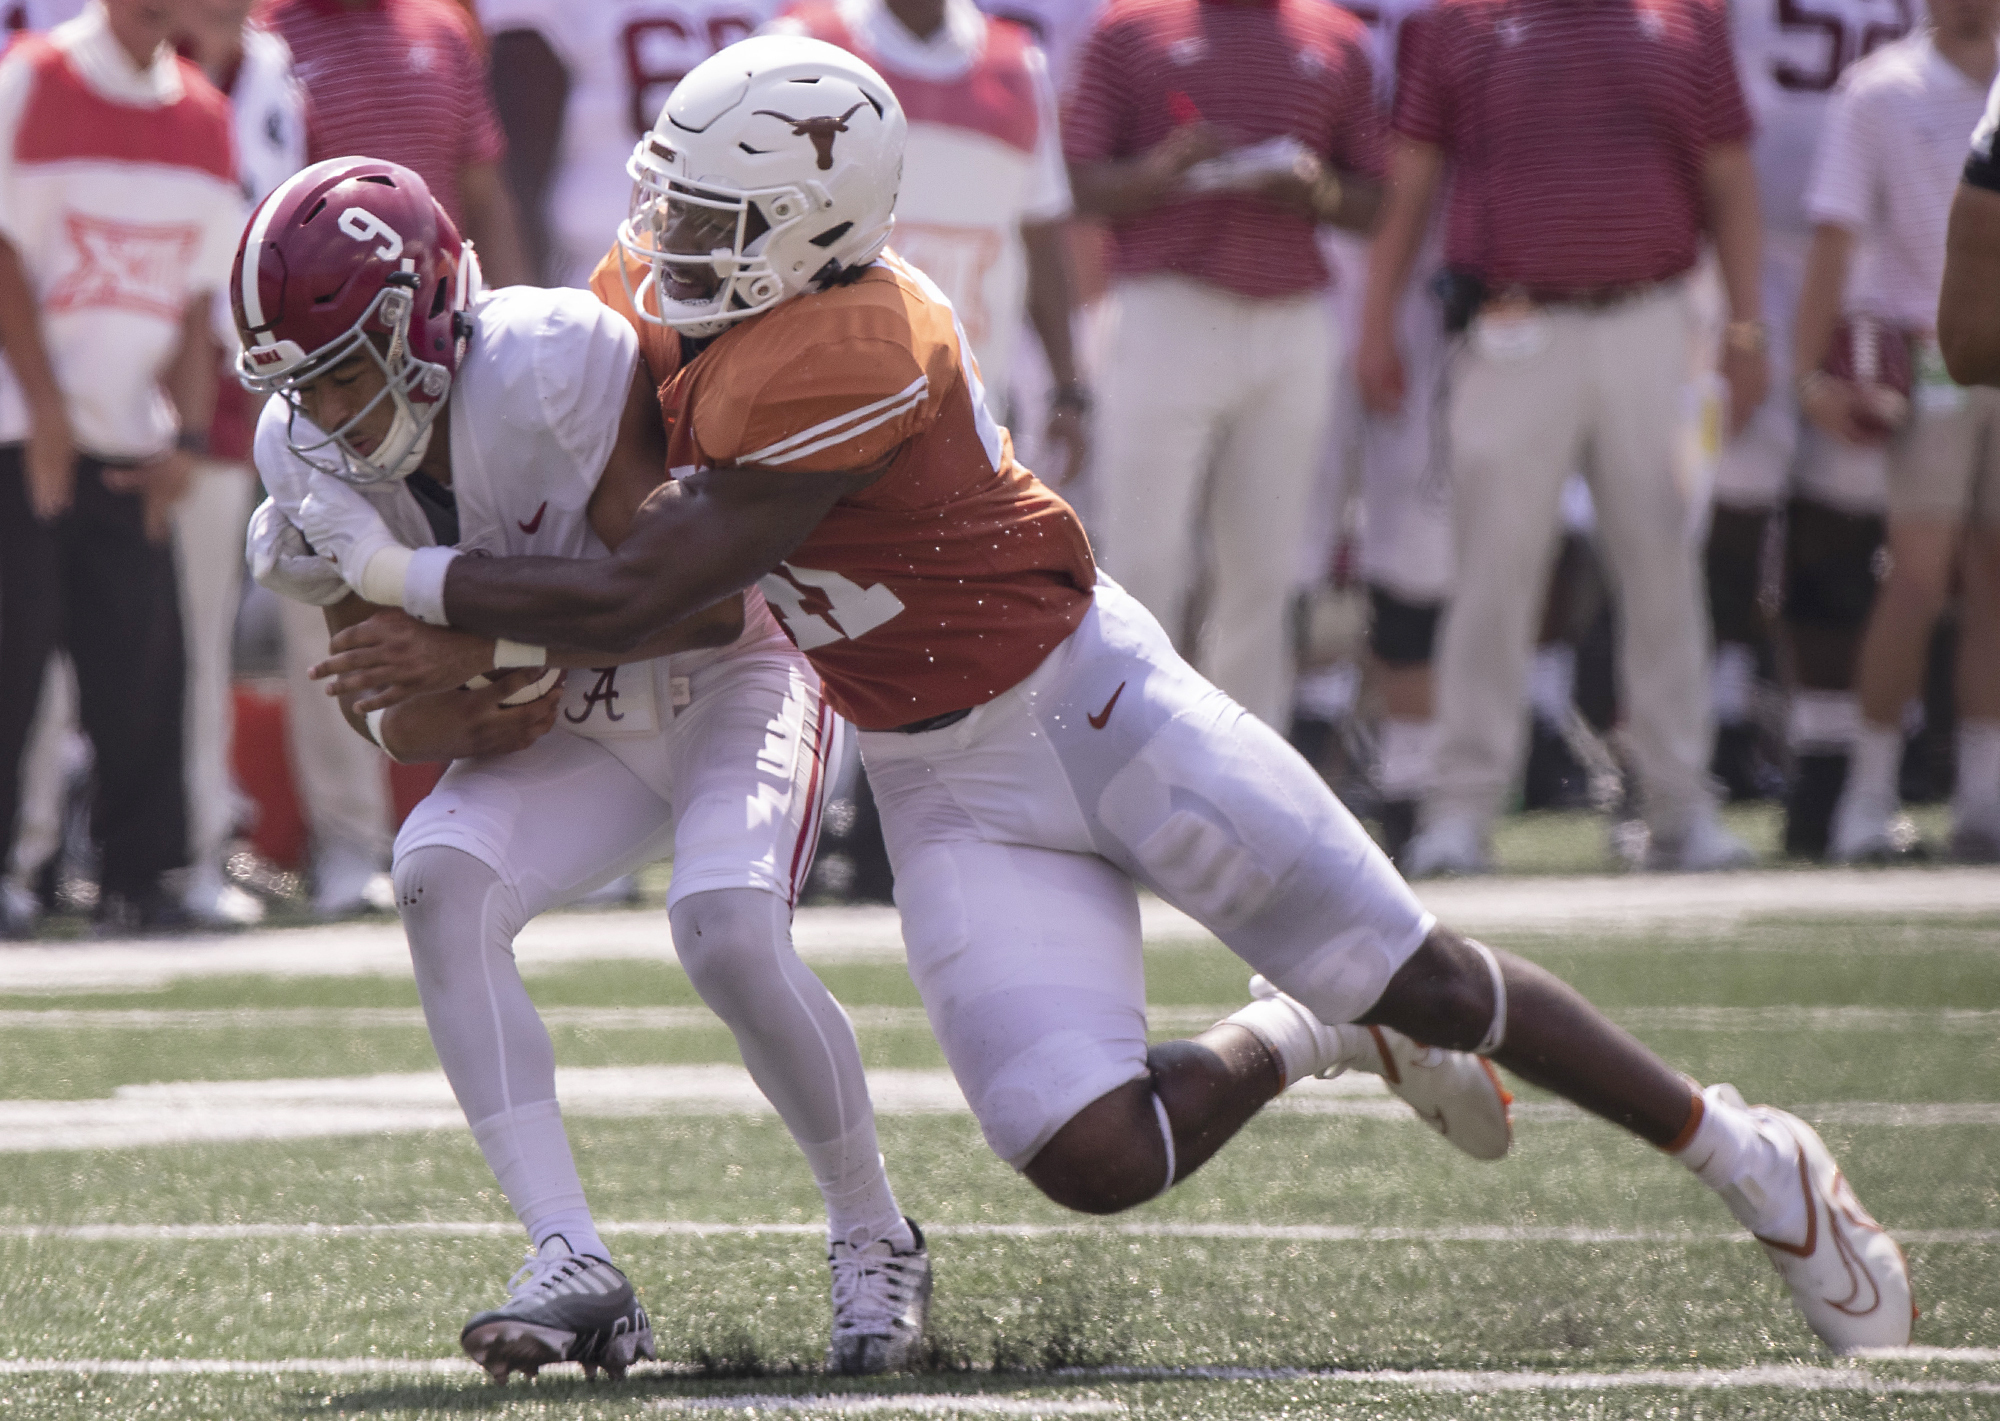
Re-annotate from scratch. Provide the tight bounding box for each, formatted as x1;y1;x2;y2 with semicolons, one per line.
587;362;671;551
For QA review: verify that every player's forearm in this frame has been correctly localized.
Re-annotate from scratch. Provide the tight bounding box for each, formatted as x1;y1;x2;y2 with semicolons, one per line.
1793;225;1854;382
1940;184;2000;385
0;236;64;420
163;296;217;446
458;161;534;289
1360;139;1442;341
1702;144;1764;327
1021;219;1081;388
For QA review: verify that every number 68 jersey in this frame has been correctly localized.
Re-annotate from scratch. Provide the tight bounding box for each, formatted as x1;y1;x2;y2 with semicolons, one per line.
473;0;782;288
1732;0;1913;238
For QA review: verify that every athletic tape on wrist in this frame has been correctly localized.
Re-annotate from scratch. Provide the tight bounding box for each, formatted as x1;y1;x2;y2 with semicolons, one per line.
493;637;546;668
402;546;460;626
356;544;413;610
1152;1093;1177;1199
1468;938;1507;1056
364;707;390;752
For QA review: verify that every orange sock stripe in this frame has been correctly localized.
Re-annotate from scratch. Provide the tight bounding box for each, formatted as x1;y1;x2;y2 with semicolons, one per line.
1662;1089;1705;1155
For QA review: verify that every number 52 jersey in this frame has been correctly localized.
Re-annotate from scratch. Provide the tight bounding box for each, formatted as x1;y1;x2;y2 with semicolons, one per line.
596;249;1097;733
473;0;782;287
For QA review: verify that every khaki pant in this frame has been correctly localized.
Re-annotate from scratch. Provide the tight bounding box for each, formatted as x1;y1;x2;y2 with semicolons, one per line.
278;593;392;864
172;461;258;869
1092;274;1335;728
1426;284;1717;836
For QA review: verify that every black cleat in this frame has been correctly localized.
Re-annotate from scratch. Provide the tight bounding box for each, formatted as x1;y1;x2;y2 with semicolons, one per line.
460;1237;653;1384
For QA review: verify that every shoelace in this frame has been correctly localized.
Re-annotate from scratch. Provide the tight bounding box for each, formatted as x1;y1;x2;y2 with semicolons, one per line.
828;1244;919;1336
504;1250;600;1302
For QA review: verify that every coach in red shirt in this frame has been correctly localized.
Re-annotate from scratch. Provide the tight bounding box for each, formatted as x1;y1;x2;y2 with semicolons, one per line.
1361;0;1768;875
257;0;528;286
1063;0;1383;731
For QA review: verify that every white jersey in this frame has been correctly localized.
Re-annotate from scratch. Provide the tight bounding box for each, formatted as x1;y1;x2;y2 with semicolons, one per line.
475;0;783;288
1806;32;1992;330
229;25;308;209
974;0;1103;93
1731;0;1915;238
769;0;1071;407
253;286;792;795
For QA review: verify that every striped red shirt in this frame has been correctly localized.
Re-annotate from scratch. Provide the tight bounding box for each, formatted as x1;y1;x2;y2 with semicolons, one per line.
254;0;503;224
1393;0;1750;292
1062;0;1384;300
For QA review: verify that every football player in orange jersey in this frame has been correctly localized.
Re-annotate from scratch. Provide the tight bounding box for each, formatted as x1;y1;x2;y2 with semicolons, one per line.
301;34;1913;1353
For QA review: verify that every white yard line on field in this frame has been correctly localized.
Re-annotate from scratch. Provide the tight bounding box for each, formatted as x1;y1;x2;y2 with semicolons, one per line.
664;1399;1121;1416
2;866;1995;993
5;1003;1995;1034
1;1358;1996;1398
3;1219;1993;1247
2;1066;1998;1151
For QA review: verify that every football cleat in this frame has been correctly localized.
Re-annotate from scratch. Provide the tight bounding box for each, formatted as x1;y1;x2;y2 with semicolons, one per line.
826;1217;931;1374
460;1237;654;1384
1400;814;1492;878
1707;1088;1915;1352
1248;977;1513;1160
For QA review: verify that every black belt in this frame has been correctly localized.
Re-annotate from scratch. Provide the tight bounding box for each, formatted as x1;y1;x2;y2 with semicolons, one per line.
1501;279;1667;311
889;707;972;734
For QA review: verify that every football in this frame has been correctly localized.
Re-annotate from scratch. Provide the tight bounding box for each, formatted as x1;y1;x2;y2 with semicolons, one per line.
464;668;563;706
1821;316;1913;437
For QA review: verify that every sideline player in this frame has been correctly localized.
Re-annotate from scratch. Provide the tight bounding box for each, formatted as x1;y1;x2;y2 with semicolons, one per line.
235;157;928;1379
304;37;1914;1353
1710;0;1912;847
478;0;783;288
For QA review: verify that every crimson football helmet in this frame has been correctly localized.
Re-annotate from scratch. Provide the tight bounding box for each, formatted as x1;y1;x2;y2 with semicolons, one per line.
232;157;481;485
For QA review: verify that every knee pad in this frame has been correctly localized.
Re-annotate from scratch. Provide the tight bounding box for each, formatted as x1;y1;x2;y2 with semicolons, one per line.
1368;586;1443;668
1704;506;1771;647
1783;498;1885;633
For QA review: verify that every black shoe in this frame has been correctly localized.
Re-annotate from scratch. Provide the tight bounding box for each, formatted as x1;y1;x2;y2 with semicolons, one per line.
92;883;194;937
1783;752;1848;860
1376;798;1418;864
1711;721;1783;802
461;1238;654;1384
1521;717;1591;811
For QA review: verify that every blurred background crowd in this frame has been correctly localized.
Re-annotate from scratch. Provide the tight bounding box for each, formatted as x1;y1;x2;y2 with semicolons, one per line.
1;0;1997;936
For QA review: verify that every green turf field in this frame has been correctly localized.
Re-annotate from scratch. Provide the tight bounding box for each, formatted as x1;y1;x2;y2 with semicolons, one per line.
2;891;1996;1418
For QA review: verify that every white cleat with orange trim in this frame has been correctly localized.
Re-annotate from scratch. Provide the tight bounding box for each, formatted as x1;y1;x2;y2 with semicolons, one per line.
1248;976;1513;1161
1709;1085;1915;1352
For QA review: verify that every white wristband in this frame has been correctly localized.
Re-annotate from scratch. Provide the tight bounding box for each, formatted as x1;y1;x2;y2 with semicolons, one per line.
357;544;414;609
493;637;547;668
364;707;390;749
402;545;460;626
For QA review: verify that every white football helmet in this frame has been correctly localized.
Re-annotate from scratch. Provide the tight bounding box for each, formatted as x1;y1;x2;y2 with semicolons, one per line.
620;34;905;335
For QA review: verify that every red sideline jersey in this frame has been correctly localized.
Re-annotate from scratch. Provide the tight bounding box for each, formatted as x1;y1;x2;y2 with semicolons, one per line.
593;249;1097;731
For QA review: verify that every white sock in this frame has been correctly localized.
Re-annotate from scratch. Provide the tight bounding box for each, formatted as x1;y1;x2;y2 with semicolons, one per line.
1848;721;1903;806
1711;642;1756;724
1225;991;1364;1089
1378;718;1437;800
799;1119;909;1250
1787;690;1860;754
1954;719;2000;827
1528;644;1576;726
1674;1085;1804;1246
470;1100;610;1263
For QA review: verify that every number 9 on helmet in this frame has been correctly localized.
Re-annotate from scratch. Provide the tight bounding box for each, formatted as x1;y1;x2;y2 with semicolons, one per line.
231;157;482;486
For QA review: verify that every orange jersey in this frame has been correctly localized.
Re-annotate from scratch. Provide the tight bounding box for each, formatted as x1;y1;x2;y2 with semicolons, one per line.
593;250;1096;730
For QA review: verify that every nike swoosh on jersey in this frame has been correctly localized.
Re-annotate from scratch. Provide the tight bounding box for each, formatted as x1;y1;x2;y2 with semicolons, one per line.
1088;682;1127;730
517;502;547;535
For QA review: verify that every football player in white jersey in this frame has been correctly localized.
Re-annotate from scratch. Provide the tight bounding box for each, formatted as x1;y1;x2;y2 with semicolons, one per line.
1711;0;1912;850
479;0;784;287
236;158;929;1380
